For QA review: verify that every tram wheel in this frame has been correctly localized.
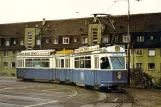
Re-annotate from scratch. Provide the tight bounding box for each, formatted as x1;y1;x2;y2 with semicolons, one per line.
85;85;93;89
60;81;66;84
94;84;100;90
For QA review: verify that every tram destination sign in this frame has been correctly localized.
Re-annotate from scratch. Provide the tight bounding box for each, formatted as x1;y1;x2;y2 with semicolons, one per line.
74;45;100;53
18;52;51;56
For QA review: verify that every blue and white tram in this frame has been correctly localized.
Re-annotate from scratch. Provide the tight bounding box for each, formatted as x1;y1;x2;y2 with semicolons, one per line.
54;53;73;83
16;50;55;80
16;45;127;89
72;45;127;89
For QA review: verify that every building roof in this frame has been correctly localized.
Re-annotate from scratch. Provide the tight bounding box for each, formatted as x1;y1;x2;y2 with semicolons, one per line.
0;12;161;37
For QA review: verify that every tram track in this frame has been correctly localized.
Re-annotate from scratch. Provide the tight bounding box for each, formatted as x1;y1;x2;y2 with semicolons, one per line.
93;92;109;107
115;95;126;107
90;89;134;107
114;90;134;107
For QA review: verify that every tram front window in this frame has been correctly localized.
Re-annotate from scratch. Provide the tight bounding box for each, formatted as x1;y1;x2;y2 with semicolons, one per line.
100;57;111;69
110;57;125;69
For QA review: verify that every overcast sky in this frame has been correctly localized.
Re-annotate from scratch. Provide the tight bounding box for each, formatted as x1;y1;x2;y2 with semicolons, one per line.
0;0;161;24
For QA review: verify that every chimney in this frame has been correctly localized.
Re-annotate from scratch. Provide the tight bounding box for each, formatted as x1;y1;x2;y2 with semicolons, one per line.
94;14;97;22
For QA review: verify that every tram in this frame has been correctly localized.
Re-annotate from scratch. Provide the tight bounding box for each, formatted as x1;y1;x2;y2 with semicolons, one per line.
16;45;127;89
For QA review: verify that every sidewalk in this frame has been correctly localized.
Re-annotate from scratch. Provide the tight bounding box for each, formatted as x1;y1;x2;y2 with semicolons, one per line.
127;88;161;107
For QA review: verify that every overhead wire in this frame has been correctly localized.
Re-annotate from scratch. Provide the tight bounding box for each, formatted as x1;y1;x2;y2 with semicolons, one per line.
102;0;118;45
103;0;117;14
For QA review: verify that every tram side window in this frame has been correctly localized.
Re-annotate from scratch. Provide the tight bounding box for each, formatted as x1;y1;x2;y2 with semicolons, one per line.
100;57;110;69
42;59;49;67
61;59;64;68
80;57;85;68
25;59;33;67
75;57;80;68
18;59;24;67
33;59;41;67
85;56;91;68
65;58;70;68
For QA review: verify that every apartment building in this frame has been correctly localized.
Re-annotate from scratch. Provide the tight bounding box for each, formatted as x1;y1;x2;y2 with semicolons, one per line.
0;13;161;84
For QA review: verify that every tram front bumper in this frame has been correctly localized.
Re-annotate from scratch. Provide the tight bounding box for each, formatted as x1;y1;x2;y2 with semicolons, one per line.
100;81;127;87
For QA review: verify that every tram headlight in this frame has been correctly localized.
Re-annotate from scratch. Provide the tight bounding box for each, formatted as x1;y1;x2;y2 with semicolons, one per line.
117;72;121;79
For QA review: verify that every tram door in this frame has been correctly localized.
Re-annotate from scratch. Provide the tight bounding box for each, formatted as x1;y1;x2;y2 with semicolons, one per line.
55;57;64;81
94;55;99;89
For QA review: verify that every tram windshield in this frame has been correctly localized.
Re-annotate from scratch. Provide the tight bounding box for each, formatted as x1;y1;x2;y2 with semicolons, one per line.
110;57;125;69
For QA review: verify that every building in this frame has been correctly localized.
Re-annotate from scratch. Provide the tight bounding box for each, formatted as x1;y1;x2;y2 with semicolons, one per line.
0;12;161;84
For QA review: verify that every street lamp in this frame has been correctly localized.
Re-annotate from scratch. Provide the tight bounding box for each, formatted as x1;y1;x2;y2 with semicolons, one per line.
127;0;131;86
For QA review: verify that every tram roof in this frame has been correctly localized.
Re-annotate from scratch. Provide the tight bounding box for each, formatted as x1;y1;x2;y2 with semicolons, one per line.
74;45;125;54
20;50;55;53
17;49;55;56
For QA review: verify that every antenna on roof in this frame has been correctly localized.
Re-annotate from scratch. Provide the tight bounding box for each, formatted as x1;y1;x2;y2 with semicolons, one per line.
42;18;45;26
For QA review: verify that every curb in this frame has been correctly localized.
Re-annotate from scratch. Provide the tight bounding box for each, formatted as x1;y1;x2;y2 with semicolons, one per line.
96;91;107;101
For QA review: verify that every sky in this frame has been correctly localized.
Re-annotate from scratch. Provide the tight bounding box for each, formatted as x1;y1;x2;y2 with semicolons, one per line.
0;0;161;24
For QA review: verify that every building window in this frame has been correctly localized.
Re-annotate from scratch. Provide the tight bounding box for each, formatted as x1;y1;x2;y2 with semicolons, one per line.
4;51;8;57
28;32;32;35
28;36;32;40
36;39;41;45
20;40;24;45
148;49;155;56
123;35;130;43
149;24;154;29
63;37;70;44
53;38;58;44
13;40;16;45
119;45;125;49
5;39;10;46
148;63;155;70
137;36;144;42
92;28;97;44
92;28;97;36
150;36;154;40
115;36;118;42
4;62;8;68
28;32;32;40
102;36;109;43
125;49;131;56
92;28;97;31
74;38;78;43
120;26;124;29
136;49;143;56
46;39;50;43
11;62;16;68
136;63;143;69
12;51;16;56
81;37;88;44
